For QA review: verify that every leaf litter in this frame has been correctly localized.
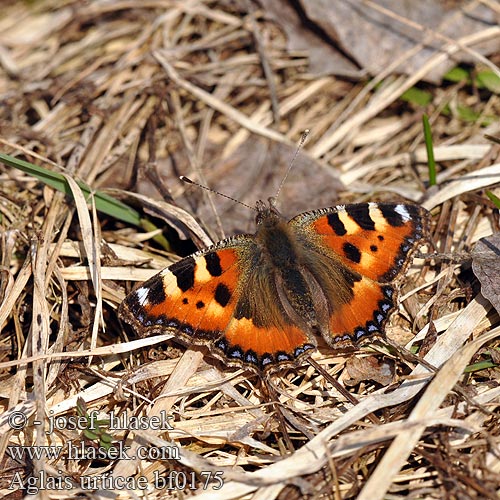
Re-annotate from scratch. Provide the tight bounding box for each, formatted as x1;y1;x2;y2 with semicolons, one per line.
0;1;499;499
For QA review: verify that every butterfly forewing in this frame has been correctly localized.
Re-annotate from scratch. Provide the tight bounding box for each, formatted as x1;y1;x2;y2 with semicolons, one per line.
290;202;428;282
119;236;316;372
289;202;429;347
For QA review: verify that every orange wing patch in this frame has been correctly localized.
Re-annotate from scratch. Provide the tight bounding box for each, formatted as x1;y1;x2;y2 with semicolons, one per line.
213;317;315;370
324;276;395;347
120;248;242;343
309;203;427;282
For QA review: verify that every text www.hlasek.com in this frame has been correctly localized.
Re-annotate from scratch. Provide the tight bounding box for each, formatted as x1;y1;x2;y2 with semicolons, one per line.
7;441;179;461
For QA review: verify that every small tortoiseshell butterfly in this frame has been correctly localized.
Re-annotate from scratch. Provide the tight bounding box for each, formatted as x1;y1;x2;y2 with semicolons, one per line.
119;200;429;373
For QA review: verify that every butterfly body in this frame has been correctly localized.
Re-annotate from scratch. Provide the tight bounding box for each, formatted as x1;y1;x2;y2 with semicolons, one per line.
120;201;429;373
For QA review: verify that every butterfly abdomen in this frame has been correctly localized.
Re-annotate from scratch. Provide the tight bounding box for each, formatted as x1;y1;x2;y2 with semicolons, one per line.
253;218;321;328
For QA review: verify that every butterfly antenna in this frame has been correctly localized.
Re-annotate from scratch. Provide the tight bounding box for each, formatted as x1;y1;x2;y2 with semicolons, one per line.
180;176;256;211
274;129;310;202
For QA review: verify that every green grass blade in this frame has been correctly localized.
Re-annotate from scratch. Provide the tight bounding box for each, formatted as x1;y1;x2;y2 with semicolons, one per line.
486;190;500;209
422;114;437;187
0;152;172;250
0;152;141;225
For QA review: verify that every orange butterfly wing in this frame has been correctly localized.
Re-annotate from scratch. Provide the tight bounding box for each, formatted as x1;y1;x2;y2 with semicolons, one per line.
119;239;315;372
290;203;429;347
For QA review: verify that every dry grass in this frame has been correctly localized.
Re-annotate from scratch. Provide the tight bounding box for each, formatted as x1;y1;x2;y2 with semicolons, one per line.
1;1;499;499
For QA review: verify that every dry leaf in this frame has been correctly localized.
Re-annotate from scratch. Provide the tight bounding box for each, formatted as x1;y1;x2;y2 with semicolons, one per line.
262;0;363;78
265;0;499;83
472;233;500;315
149;137;344;239
344;356;395;386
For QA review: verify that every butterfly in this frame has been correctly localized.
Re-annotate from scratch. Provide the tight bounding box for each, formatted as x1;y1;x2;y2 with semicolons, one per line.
119;200;429;373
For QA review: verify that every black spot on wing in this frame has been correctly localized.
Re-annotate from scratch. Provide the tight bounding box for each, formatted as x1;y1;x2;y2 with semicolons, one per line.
343;242;361;263
327;212;346;236
204;252;223;276
170;256;195;292
214;283;231;307
347;203;375;231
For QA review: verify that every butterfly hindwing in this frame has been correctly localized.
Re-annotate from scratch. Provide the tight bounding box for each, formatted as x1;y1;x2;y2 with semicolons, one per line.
119;236;316;372
289;202;429;347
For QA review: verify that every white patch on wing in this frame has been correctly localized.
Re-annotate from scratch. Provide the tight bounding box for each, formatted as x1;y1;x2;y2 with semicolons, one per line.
135;287;149;306
395;204;411;222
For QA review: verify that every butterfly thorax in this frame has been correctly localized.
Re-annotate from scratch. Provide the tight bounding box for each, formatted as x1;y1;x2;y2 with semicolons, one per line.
254;200;298;268
251;199;322;332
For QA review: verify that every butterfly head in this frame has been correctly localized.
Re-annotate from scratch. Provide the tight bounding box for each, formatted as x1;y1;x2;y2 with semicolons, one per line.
255;197;284;227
